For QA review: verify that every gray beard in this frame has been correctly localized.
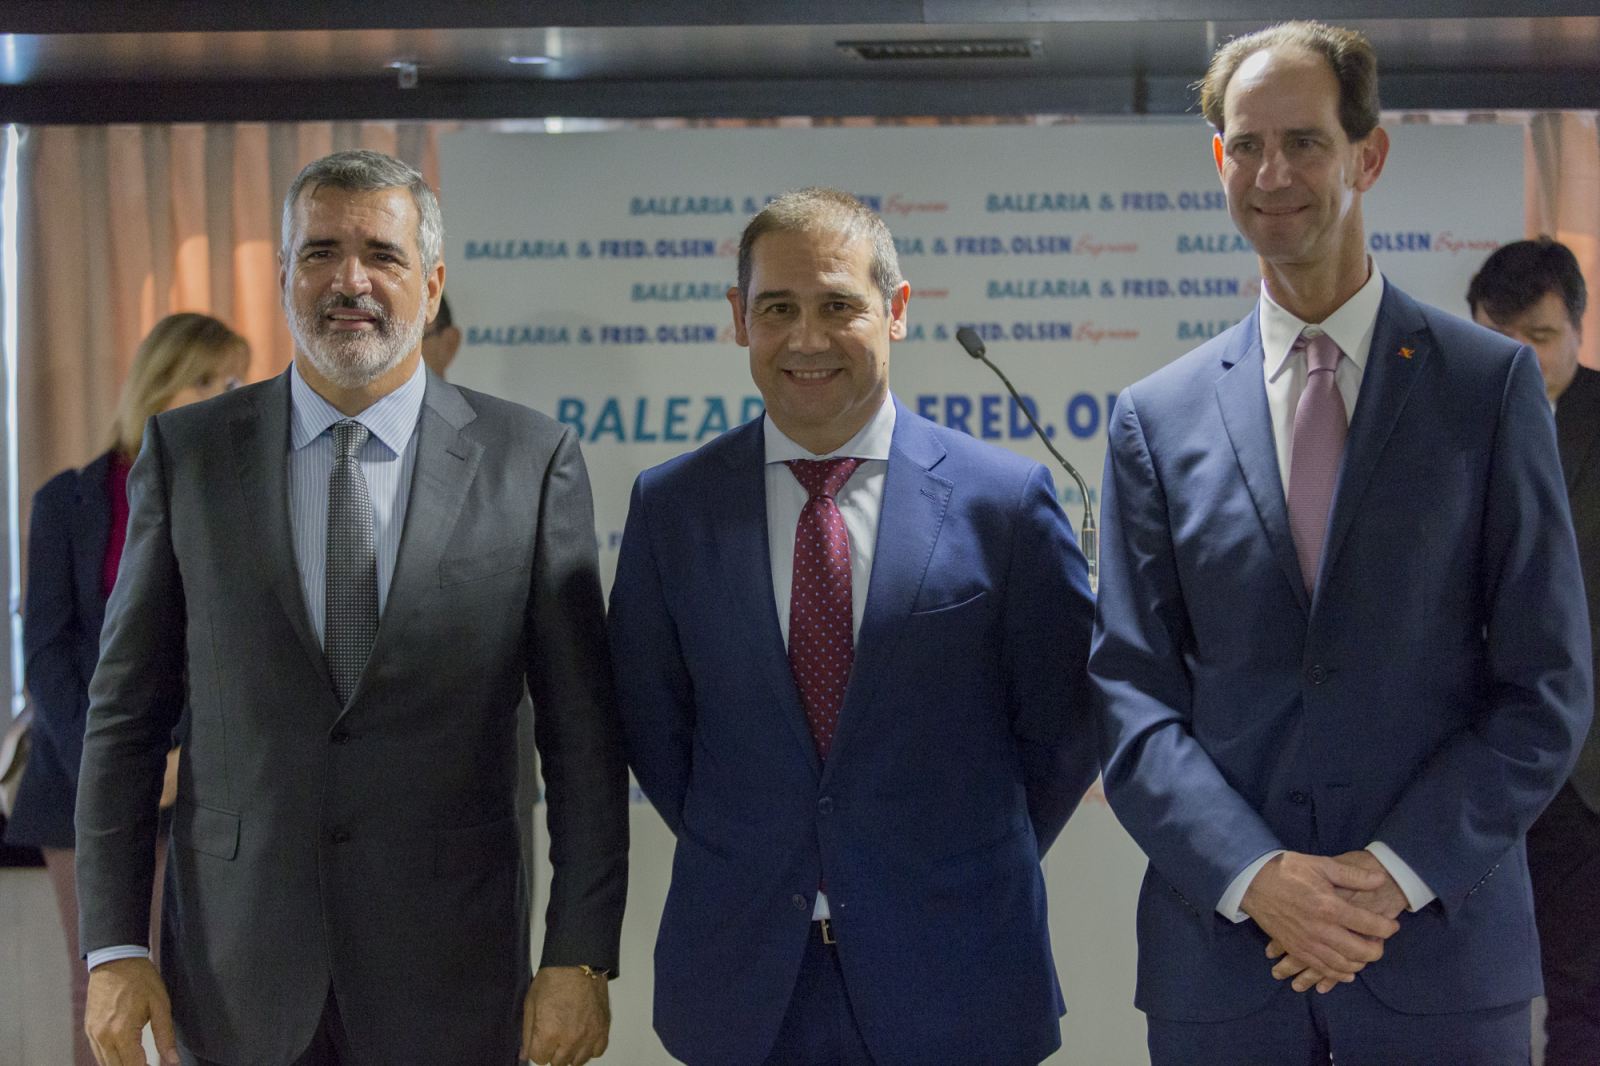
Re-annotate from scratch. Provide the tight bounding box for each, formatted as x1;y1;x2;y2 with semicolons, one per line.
289;297;426;390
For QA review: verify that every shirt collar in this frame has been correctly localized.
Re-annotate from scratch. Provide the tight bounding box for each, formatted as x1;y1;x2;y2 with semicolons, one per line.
763;391;897;464
289;356;427;456
1261;260;1386;383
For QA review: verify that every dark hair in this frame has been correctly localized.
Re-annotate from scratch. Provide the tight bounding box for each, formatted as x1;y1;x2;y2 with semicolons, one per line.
1199;21;1380;141
1468;236;1588;329
736;187;903;311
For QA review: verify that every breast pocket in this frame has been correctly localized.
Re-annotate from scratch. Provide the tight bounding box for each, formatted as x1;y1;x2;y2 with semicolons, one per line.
439;541;530;587
909;588;988;616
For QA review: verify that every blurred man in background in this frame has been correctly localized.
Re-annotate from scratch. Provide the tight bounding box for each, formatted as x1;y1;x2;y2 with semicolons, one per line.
1470;236;1600;1065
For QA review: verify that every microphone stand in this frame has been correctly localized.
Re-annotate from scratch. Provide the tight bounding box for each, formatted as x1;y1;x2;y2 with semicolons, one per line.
956;327;1099;593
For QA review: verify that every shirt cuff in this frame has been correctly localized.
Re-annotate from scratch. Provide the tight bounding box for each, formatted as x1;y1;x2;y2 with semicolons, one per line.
86;945;150;971
1365;841;1436;911
1216;850;1285;923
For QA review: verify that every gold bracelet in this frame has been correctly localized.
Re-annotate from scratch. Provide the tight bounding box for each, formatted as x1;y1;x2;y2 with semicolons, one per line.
577;964;611;981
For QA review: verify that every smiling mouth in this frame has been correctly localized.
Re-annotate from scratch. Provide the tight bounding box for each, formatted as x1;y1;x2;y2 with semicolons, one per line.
786;368;840;382
326;312;379;329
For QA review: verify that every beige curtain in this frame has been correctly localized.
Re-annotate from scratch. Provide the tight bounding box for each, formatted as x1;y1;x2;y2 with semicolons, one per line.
1525;112;1600;370
15;121;444;510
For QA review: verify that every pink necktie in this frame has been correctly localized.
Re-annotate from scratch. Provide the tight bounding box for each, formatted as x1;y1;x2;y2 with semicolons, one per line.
786;457;861;761
1286;332;1347;596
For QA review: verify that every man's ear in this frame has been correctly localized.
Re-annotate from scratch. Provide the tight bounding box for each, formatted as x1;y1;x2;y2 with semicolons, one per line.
726;286;751;347
887;281;912;341
1352;127;1389;192
426;260;446;320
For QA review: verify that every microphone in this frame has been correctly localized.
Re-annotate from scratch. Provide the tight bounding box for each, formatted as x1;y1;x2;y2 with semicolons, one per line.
956;326;1099;592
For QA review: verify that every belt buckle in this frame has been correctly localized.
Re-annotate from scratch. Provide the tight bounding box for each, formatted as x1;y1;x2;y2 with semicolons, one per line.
818;917;836;945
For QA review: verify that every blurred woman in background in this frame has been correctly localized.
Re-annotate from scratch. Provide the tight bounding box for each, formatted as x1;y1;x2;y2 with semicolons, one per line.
2;312;249;1066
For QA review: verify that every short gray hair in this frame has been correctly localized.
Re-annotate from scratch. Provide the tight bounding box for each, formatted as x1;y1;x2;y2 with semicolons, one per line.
736;187;903;311
281;149;443;271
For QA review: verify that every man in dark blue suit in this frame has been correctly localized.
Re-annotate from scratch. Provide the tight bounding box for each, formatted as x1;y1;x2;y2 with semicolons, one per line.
1092;21;1592;1065
609;188;1097;1065
1470;237;1600;1065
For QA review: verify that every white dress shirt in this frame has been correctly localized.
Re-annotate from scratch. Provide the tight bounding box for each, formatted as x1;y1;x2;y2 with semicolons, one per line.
764;393;896;920
1216;263;1437;923
88;360;427;971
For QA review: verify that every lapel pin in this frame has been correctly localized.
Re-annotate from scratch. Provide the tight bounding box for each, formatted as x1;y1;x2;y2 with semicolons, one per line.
1398;346;1414;359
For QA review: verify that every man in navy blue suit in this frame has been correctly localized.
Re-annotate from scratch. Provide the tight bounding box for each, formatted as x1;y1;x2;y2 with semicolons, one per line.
609;187;1097;1065
1092;21;1592;1065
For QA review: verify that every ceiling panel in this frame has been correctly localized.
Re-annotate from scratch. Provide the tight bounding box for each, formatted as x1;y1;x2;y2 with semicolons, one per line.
0;12;1595;122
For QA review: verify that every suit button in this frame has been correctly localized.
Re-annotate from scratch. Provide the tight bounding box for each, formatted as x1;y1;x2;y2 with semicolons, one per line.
791;894;808;912
331;729;351;744
1289;790;1308;805
1306;664;1327;685
817;797;834;815
329;829;351;844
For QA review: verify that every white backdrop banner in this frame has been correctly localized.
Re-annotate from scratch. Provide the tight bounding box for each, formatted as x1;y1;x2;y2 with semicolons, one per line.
441;122;1523;1065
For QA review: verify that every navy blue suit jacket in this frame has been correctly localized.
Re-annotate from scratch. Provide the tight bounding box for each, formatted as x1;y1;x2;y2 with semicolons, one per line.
610;398;1097;1065
4;452;113;848
1092;283;1593;1022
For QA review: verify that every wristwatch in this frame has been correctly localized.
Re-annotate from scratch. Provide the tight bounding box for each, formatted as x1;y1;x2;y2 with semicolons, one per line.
577;964;612;981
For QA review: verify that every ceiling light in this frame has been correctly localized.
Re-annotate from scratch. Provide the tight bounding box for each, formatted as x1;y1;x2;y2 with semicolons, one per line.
507;55;553;65
839;39;1042;62
385;60;419;89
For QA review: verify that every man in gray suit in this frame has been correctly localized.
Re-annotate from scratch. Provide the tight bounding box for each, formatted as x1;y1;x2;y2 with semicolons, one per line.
1470;237;1600;1065
74;150;628;1066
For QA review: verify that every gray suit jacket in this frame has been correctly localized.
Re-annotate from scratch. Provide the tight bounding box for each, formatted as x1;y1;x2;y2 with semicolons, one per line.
75;369;628;1066
1559;364;1600;812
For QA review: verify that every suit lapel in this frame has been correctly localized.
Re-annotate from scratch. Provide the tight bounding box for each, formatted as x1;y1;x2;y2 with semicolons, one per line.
72;452;113;635
230;371;332;693
1557;366;1600;493
825;401;950;780
1214;313;1310;613
341;373;481;716
716;419;821;779
1319;284;1429;590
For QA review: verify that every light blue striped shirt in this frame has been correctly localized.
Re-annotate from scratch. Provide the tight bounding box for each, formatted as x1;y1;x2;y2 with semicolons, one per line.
86;359;428;972
288;359;426;645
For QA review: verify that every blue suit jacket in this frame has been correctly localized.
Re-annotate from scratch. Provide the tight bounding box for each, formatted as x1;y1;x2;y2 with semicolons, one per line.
1092;282;1593;1022
4;452;114;848
610;397;1097;1065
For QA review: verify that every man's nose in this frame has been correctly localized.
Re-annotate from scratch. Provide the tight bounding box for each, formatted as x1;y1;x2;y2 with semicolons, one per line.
1256;146;1292;191
332;255;372;296
787;311;828;353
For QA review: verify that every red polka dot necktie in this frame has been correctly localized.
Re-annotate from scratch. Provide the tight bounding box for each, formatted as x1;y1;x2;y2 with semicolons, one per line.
786;457;862;761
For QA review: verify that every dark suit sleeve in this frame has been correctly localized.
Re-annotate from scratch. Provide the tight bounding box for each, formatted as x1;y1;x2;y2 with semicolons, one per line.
1093;391;1285;910
75;420;186;952
1373;346;1592;911
607;475;695;837
1003;463;1098;855
23;476;91;789
524;426;630;974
